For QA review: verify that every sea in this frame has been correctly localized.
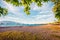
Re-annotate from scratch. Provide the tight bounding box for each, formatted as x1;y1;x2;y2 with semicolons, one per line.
0;21;46;27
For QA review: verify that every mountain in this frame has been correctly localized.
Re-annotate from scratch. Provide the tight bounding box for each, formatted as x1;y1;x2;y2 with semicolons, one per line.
0;21;46;27
0;21;21;27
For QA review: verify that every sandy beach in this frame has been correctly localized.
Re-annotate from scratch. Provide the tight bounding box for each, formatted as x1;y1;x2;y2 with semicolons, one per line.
0;24;60;40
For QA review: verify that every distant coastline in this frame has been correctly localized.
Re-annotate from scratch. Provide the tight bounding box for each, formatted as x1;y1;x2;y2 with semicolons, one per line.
0;21;47;27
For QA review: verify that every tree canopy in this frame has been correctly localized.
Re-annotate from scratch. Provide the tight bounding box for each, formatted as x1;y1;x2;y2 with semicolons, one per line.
0;0;60;21
0;7;8;16
52;0;60;21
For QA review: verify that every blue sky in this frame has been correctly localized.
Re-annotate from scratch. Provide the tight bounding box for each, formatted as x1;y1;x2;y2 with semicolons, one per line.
0;0;56;24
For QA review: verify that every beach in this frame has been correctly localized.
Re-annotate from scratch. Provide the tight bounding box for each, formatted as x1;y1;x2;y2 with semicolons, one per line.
0;24;60;40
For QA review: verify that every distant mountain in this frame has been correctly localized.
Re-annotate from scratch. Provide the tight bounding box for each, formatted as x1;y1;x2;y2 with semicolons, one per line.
0;21;46;27
0;21;21;26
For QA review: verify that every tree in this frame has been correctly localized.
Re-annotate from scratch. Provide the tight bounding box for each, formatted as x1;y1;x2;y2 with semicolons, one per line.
0;0;60;21
4;0;49;15
52;0;60;21
0;7;8;16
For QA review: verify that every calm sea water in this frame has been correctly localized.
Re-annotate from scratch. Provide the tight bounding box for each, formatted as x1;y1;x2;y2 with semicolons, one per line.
0;21;46;27
0;24;45;26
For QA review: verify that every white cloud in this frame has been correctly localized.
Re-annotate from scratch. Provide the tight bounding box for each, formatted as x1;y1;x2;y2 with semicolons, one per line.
31;2;53;11
0;1;55;24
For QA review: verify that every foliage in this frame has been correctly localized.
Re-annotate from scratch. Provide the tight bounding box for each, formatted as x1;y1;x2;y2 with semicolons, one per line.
52;0;60;21
0;7;8;16
5;0;49;15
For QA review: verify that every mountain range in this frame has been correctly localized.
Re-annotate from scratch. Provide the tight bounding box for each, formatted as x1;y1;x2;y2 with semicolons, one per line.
0;21;46;27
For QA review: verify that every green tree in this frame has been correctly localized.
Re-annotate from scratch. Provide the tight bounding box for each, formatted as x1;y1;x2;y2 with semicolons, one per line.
4;0;49;15
52;0;60;21
0;0;60;21
0;7;8;16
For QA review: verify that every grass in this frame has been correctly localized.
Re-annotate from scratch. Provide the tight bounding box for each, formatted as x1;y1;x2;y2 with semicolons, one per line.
49;26;60;31
0;31;46;40
51;34;60;39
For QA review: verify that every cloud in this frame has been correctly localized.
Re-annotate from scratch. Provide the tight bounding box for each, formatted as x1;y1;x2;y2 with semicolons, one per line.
31;2;53;11
0;1;55;24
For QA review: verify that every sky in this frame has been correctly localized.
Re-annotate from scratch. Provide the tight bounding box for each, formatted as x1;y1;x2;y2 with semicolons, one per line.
0;0;56;24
